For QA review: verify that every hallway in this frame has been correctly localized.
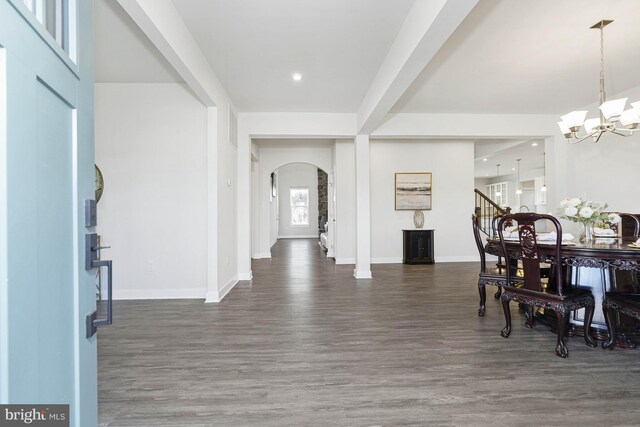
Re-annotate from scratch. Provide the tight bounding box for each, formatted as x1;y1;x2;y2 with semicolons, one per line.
99;239;640;426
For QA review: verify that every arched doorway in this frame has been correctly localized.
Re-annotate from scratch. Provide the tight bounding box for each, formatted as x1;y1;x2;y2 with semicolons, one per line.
251;141;334;260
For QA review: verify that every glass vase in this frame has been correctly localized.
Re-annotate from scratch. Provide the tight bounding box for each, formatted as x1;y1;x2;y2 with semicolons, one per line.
580;222;593;242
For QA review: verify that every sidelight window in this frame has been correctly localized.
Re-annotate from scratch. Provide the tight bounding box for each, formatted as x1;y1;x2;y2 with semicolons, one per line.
22;0;71;56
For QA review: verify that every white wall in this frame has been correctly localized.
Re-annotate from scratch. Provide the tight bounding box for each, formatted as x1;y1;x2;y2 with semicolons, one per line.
277;163;319;238
334;140;356;264
95;83;208;299
216;103;238;300
370;140;477;263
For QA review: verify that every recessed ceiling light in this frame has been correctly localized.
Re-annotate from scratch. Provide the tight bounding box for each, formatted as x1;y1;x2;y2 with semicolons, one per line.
291;73;303;81
482;158;487;161
531;142;538;146
512;167;516;171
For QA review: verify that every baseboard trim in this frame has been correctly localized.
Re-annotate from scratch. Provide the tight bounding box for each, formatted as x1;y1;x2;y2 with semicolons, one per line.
435;256;480;263
204;290;218;303
371;257;403;264
114;288;206;300
217;275;238;302
335;257;356;265
353;269;372;279
205;275;239;303
278;235;319;239
238;271;253;281
254;252;272;259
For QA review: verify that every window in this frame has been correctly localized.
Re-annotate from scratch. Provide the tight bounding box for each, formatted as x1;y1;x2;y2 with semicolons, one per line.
290;188;309;226
22;0;70;54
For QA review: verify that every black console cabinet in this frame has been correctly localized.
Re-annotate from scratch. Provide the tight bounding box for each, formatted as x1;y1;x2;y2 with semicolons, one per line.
403;229;434;264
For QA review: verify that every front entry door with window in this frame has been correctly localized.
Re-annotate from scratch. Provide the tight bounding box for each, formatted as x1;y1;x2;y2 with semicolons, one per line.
0;1;96;426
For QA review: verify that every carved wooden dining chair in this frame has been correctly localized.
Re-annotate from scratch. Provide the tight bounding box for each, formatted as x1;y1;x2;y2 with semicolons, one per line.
497;213;597;358
472;214;521;316
602;293;640;350
600;213;640;290
597;212;640;238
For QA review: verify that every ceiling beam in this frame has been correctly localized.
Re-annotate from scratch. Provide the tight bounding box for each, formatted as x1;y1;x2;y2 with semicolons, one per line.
356;0;478;134
117;0;232;107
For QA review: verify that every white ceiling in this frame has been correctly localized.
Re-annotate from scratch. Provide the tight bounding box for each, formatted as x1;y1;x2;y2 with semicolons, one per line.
474;139;545;179
92;1;637;196
392;0;640;114
94;0;640;117
170;0;416;112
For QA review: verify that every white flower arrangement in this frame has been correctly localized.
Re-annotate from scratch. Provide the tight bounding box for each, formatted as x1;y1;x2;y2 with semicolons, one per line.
558;197;609;225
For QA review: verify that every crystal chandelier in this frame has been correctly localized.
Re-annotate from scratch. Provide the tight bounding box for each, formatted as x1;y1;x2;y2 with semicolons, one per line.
558;20;639;143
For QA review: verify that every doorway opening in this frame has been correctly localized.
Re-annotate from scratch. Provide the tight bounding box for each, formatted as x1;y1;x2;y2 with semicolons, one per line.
269;162;329;260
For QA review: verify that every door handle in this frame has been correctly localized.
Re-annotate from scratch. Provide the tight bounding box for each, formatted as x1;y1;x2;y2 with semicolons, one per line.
85;233;114;338
86;259;113;338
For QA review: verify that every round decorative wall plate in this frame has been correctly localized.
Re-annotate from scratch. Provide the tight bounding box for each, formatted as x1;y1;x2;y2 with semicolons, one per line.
95;164;104;203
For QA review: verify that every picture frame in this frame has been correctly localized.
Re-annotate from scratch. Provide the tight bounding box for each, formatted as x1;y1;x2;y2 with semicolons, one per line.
270;172;277;198
395;172;432;210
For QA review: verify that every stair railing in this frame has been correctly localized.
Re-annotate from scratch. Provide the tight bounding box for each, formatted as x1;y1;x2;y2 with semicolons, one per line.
474;188;511;239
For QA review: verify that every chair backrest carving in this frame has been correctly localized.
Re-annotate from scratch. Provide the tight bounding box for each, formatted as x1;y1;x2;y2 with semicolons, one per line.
472;214;487;273
498;213;564;296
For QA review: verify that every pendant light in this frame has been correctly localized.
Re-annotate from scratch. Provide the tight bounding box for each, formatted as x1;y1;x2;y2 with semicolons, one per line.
495;164;502;197
515;159;522;195
558;20;640;143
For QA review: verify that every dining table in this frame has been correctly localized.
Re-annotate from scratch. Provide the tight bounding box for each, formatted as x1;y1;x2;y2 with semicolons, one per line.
485;235;640;346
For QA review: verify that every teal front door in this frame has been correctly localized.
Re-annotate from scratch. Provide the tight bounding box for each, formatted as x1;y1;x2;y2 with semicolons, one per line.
0;1;97;426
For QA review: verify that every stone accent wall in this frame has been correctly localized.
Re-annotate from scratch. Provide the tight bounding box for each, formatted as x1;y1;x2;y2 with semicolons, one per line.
317;168;328;232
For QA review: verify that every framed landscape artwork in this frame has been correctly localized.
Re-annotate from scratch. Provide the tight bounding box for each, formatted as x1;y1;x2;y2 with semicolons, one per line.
395;172;432;210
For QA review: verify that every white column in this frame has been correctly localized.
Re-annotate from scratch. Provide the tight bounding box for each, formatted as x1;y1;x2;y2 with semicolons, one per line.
259;162;273;258
205;107;219;302
251;159;260;258
237;131;253;280
326;169;335;258
354;135;372;279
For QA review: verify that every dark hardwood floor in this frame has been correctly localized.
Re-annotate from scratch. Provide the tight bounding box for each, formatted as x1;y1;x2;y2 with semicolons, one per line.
99;238;640;426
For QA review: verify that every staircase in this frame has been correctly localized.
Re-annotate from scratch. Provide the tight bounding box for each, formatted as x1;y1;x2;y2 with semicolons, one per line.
474;188;511;239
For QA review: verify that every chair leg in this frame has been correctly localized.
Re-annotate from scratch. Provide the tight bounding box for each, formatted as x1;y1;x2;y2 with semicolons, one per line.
478;282;486;317
501;294;511;338
583;303;597;348
494;287;502;300
525;305;535;329
554;310;569;358
602;302;617;350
